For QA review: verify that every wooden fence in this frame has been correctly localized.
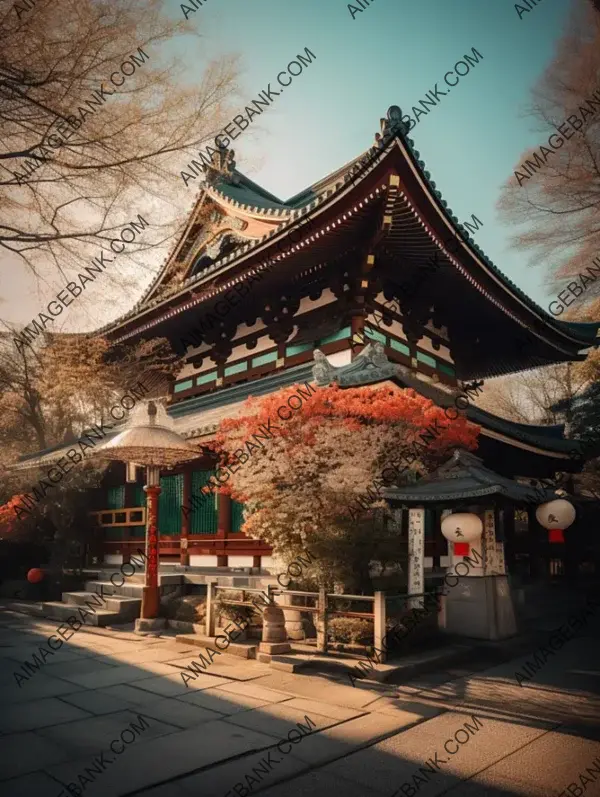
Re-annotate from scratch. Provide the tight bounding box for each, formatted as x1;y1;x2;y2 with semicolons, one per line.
206;584;442;662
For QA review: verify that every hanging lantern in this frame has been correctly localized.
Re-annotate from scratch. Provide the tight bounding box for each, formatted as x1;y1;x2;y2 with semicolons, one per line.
441;512;483;556
536;499;575;544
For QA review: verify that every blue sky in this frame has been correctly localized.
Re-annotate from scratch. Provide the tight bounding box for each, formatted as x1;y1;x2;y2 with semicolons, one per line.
1;0;574;331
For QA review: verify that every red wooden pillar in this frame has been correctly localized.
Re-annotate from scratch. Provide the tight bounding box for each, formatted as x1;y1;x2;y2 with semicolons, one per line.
180;469;191;566
141;485;161;618
217;492;230;568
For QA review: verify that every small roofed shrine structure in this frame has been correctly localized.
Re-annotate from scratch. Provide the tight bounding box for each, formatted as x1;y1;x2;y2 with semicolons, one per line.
12;105;600;588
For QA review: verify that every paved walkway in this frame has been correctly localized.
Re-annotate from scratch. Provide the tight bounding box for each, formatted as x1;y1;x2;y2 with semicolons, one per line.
1;602;600;797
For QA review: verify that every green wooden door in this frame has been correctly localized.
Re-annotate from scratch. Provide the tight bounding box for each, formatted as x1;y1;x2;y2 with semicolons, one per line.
231;499;245;532
158;474;183;535
190;471;218;534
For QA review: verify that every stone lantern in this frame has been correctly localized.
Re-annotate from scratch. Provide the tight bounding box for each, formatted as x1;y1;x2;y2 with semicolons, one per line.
91;400;199;627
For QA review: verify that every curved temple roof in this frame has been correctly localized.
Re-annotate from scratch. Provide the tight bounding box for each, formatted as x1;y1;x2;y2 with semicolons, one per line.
98;105;600;374
383;449;563;505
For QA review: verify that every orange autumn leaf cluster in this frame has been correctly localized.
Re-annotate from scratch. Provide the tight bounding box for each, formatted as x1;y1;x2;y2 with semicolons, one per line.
0;495;30;536
214;383;479;502
209;383;480;579
217;383;477;447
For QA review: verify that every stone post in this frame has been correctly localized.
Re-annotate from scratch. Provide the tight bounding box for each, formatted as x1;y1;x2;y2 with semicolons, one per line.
316;586;328;653
373;591;386;662
258;604;291;655
408;507;425;608
483;509;505;576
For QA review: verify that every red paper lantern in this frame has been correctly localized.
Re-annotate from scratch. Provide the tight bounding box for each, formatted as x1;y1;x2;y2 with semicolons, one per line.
454;542;470;556
548;528;564;544
27;568;44;584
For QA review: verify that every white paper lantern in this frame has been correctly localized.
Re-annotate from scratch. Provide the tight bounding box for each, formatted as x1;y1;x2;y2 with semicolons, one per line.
441;512;483;543
535;499;576;530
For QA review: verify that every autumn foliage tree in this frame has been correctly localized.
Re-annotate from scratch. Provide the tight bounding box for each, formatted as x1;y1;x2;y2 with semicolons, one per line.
212;382;480;592
0;329;177;475
497;0;600;301
0;0;240;284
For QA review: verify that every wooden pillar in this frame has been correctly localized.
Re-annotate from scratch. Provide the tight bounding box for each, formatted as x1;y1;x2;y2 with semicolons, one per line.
141;485;161;619
180;469;191;566
205;582;215;636
252;555;261;570
217;492;231;568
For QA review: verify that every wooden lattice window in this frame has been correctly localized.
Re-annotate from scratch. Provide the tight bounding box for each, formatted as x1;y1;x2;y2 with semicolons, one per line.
190;471;218;534
158;474;183;535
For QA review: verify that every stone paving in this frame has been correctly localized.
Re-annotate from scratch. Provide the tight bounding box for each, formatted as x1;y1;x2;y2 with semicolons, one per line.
1;604;600;797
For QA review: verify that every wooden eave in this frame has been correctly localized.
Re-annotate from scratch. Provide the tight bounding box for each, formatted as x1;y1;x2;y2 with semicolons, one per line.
100;127;599;371
377;138;598;375
103;154;392;345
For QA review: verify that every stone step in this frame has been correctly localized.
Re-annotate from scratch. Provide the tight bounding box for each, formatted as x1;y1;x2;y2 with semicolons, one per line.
84;580;145;598
174;633;257;660
62;592;141;620
95;571;182;586
62;591;108;607
256;653;311;673
40;602;121;627
104;596;142;618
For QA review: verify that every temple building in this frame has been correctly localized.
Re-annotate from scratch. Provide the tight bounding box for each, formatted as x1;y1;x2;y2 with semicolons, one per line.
13;105;600;586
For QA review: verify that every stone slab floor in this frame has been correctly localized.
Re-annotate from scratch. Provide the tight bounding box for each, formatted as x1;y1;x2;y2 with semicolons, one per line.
1;604;600;797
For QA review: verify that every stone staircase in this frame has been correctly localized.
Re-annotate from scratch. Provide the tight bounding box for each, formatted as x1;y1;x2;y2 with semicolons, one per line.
38;566;275;627
40;571;176;627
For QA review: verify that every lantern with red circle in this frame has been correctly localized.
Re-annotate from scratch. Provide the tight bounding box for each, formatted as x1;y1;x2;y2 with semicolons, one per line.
441;512;483;557
535;499;576;543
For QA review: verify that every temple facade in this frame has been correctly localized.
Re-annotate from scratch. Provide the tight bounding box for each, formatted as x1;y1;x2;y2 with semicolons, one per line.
14;105;600;583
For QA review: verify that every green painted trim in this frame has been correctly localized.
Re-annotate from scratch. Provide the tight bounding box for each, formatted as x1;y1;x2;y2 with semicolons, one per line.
197;370;218;385
251;350;278;367
438;361;456;376
107;486;125;510
319;326;351;345
417;351;437;369
365;327;387;344
286;342;313;357
224;361;248;377
390;338;410;356
174;379;194;393
231;499;245;532
170;362;314;418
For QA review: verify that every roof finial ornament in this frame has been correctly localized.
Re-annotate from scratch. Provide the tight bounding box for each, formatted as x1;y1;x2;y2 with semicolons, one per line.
379;105;409;142
204;139;238;186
